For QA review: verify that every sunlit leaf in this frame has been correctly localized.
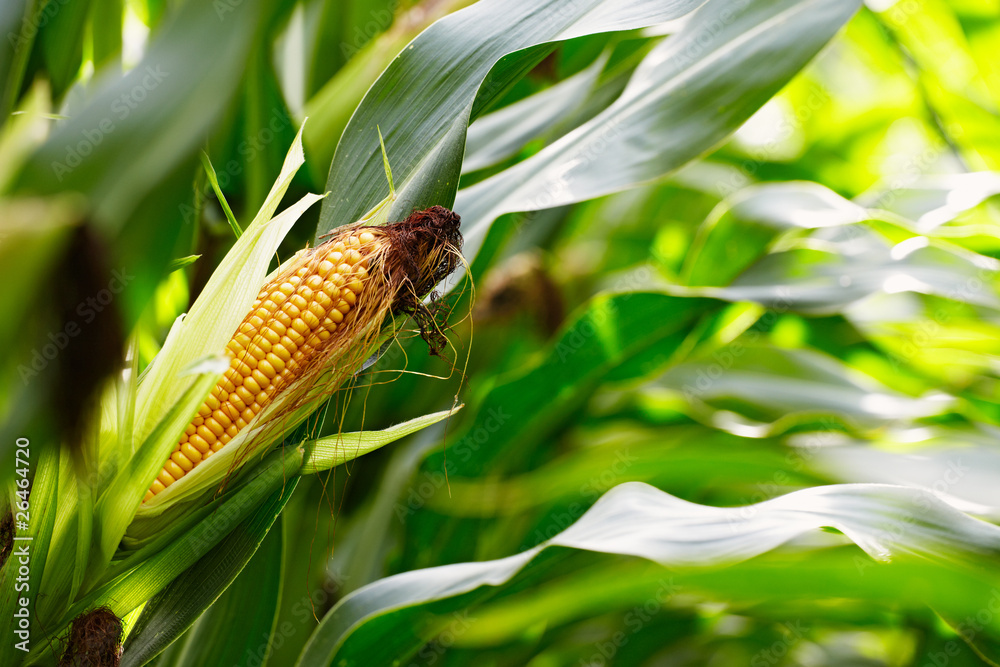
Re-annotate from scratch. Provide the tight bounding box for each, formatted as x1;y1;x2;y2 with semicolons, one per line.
316;0;707;236
298;482;1000;665
455;0;863;261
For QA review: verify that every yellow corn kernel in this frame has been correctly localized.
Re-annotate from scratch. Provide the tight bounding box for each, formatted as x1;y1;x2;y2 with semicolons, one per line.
180;443;203;463
145;229;381;501
171;451;194;472
203;418;224;437
243;376;262;395
195;423;217;443
257;359;277;379
164;460;185;480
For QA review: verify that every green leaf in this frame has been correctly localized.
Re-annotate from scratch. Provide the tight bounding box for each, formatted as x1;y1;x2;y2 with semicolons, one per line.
237;47;297;214
673;226;1000;313
409;425;826;519
38;0;93;99
9;0;288;334
316;0;706;237
297;482;1000;665
35;452;86;626
658;345;953;431
455;0;864;262
681;181;871;287
303;0;475;173
199;152;242;239
433;292;718;478
14;0;275;230
120;479;295;667
859;171;1000;233
91;0;124;69
806;427;1000;514
0;0;43;122
300;405;464;474
86;355;227;589
165;255;200;273
21;448;305;667
0;78;52;193
462;51;607;173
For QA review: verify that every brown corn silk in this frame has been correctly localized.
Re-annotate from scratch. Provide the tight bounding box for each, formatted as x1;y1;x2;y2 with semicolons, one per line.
145;206;462;501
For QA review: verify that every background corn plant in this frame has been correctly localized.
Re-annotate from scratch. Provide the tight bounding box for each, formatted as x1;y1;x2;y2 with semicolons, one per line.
3;0;1000;665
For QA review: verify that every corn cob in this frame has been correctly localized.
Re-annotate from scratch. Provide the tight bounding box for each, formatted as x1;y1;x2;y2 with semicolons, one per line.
145;206;462;501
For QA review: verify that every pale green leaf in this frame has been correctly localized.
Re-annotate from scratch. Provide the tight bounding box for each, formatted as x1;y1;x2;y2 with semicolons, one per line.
300;405;464;475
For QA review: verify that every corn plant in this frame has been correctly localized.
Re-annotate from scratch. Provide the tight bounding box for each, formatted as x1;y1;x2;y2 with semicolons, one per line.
3;0;1000;665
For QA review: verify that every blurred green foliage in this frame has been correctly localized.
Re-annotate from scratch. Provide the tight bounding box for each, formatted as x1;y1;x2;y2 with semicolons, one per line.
3;0;1000;665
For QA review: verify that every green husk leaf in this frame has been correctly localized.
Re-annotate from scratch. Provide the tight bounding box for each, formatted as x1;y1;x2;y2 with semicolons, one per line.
129;192;324;520
22;448;304;666
133;123;311;449
120;479;294;667
300;405;464;475
200;152;242;239
34;449;92;627
166;255;201;273
87;356;228;589
377;126;395;198
90;449;299;615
